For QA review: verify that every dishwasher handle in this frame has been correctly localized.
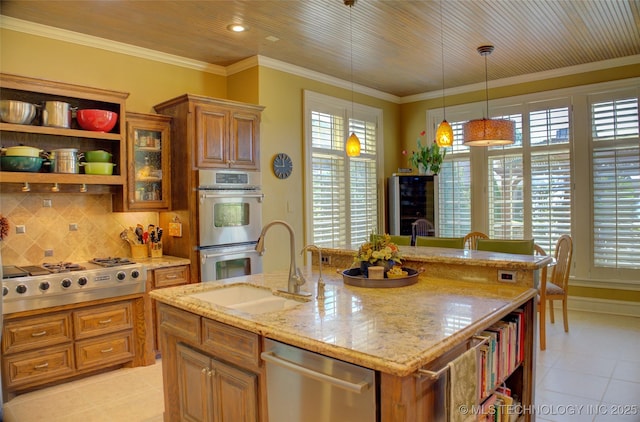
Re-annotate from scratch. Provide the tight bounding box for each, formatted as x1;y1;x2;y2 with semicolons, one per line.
261;351;371;394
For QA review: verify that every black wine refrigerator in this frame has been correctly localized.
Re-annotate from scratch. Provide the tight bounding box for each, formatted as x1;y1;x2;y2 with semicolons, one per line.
387;174;438;236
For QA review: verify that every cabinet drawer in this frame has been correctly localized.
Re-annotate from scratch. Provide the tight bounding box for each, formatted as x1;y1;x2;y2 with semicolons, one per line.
157;302;201;343
75;331;134;371
73;301;133;339
3;343;75;389
154;265;190;288
2;312;72;354
202;318;260;370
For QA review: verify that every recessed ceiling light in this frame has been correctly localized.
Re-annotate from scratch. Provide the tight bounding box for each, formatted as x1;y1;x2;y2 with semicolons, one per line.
227;23;248;32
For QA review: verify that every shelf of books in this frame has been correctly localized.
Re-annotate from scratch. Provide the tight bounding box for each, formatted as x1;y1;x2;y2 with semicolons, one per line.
477;308;527;422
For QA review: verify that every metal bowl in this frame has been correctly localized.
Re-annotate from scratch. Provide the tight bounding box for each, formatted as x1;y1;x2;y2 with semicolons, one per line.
0;100;37;125
0;156;44;172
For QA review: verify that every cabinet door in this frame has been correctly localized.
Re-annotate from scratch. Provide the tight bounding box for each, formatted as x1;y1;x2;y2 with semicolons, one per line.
229;110;260;170
211;357;258;422
125;112;172;210
196;105;228;168
177;343;215;422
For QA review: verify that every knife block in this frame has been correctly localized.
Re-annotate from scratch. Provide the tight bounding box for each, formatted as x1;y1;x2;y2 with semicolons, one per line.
130;244;148;259
150;242;163;258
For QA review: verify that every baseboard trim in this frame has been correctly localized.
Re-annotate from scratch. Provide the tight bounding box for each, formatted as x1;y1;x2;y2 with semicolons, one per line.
564;296;640;317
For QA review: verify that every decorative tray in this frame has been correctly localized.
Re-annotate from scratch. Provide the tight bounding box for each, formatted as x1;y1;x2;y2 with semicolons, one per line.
341;267;420;288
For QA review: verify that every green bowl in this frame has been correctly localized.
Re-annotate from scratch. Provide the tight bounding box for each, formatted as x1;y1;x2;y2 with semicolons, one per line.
0;156;43;172
81;162;116;175
84;150;112;162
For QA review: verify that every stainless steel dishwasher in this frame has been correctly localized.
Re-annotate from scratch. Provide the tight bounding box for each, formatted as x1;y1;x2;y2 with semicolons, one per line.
262;339;377;422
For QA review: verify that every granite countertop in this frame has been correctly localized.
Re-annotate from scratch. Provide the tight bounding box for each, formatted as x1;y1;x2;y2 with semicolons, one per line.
321;245;553;270
150;268;537;377
135;255;190;270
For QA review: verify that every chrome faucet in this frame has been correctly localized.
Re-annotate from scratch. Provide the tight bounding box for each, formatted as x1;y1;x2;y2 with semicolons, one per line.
301;244;325;300
255;220;311;297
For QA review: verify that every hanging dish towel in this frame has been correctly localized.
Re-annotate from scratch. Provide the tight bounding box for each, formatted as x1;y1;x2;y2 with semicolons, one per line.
448;347;478;422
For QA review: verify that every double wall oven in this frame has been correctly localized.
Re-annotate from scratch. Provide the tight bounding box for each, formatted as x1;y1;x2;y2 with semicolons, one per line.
197;169;263;281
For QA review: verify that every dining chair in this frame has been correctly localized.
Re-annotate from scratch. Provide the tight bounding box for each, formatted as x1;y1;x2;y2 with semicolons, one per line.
411;219;435;245
463;231;489;250
415;236;464;249
476;239;535;255
534;243;549;350
544;235;573;330
389;235;412;246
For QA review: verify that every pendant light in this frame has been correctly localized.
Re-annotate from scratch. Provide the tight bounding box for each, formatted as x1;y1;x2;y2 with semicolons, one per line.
344;0;361;157
462;45;515;147
435;0;453;148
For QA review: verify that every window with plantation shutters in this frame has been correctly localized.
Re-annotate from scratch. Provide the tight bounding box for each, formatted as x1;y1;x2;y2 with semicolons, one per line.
438;121;471;237
305;91;381;248
487;113;525;240
529;107;572;254
430;79;639;285
590;94;640;269
483;106;572;252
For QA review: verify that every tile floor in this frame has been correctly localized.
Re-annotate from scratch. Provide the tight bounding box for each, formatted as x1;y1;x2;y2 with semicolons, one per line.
2;309;639;422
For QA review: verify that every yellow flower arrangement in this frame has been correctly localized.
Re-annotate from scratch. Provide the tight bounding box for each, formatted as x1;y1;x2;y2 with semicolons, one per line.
353;234;403;266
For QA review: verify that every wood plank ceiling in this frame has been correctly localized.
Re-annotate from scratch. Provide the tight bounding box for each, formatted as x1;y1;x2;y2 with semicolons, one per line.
2;0;639;97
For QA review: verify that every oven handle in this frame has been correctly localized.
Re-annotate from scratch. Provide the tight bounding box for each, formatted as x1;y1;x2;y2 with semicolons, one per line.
201;249;260;264
199;192;264;203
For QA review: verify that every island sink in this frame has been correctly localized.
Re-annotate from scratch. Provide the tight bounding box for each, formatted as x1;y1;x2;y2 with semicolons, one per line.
188;284;306;314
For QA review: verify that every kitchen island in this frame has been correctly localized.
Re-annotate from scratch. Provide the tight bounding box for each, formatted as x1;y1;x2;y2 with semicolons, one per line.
151;248;543;421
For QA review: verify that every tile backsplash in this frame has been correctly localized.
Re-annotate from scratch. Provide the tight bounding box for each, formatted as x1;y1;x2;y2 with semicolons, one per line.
0;193;157;265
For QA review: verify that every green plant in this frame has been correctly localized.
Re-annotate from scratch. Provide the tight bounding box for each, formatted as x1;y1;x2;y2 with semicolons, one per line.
409;131;447;175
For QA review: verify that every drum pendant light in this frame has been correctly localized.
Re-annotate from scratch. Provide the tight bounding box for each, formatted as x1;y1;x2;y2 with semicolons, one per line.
435;0;453;148
463;45;515;147
345;0;361;157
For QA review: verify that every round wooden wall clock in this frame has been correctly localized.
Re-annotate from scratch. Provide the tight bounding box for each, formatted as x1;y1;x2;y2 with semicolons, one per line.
272;153;293;179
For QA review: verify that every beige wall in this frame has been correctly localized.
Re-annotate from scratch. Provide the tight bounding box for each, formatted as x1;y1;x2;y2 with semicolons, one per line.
0;28;227;113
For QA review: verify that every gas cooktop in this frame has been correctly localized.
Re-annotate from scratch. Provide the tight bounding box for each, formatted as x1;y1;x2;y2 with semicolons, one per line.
2;258;137;279
2;258;147;314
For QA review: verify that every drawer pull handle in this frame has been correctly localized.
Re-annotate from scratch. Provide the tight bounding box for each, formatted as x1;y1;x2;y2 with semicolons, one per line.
98;319;112;324
165;274;178;279
101;347;114;353
34;362;49;369
31;330;47;337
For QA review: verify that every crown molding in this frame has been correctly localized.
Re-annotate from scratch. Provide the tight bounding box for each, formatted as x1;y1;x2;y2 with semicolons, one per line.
1;16;226;75
402;54;640;104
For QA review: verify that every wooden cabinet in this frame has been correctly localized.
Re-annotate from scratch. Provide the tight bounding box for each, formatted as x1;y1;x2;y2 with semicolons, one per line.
193;102;262;169
154;95;264;282
177;343;258;422
116;111;172;211
147;265;191;352
0;73;128;194
1;297;150;400
157;303;264;422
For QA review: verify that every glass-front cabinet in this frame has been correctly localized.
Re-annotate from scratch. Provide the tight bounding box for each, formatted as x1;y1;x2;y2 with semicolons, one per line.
125;112;171;210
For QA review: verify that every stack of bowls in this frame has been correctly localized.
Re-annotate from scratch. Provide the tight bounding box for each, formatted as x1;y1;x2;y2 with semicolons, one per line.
0;145;43;172
82;150;116;175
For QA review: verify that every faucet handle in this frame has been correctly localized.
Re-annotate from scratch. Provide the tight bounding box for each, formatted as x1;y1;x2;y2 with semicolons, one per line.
296;267;307;286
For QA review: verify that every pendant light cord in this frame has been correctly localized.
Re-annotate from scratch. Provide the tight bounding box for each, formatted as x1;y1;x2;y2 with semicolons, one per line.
439;0;446;120
349;4;355;123
484;53;489;119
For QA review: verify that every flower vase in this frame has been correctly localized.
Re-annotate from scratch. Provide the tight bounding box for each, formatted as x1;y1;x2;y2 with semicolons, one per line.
418;164;432;175
360;260;395;278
